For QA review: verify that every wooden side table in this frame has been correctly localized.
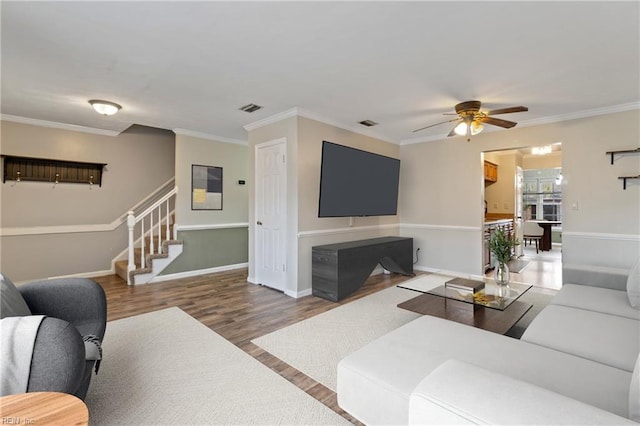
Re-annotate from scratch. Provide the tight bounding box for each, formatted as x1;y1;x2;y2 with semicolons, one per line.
0;392;88;425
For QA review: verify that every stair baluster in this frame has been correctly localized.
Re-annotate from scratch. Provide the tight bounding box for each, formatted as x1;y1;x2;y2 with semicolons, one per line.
149;209;155;256
140;220;146;269
125;186;179;285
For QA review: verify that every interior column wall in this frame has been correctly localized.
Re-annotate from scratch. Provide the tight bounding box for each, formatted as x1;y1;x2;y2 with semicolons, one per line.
295;117;400;297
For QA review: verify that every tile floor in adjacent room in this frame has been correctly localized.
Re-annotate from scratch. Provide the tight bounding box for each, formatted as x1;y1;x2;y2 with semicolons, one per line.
487;243;563;290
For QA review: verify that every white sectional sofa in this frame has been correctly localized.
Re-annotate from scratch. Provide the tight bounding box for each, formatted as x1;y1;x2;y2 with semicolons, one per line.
337;261;640;425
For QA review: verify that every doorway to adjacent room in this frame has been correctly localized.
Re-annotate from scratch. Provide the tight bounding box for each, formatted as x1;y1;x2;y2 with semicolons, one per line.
482;143;563;289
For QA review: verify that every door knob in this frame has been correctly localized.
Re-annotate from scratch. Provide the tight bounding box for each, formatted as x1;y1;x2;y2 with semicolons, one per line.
257;221;263;225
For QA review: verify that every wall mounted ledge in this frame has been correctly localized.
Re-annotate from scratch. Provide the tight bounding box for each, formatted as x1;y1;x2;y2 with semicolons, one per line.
2;155;106;186
605;147;640;164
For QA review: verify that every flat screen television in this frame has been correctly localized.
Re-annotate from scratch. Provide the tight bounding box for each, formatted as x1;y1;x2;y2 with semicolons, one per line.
318;141;400;217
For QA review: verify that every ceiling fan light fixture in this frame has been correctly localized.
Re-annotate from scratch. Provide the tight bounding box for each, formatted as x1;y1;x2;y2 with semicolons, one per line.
454;120;484;137
454;121;468;136
89;100;122;116
470;121;484;135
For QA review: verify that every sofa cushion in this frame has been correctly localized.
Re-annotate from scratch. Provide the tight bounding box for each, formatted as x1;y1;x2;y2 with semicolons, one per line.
521;304;640;372
563;264;629;291
337;315;632;425
409;360;636;425
627;259;640;309
551;284;640;320
0;273;32;318
631;354;640;422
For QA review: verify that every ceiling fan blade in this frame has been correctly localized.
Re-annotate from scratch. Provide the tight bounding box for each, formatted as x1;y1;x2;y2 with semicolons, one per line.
479;116;518;129
485;106;528;115
412;118;461;133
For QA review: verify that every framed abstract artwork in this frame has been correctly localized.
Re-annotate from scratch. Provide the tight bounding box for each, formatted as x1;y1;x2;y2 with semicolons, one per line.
192;164;223;210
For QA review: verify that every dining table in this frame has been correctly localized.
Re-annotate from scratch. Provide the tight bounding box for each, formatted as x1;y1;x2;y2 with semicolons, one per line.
530;220;561;251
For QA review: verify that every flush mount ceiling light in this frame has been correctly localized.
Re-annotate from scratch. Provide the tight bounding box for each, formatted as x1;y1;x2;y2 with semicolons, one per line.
89;100;122;116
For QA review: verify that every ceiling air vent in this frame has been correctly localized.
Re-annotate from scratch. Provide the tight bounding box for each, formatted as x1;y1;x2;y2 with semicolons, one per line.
239;103;263;113
358;120;378;127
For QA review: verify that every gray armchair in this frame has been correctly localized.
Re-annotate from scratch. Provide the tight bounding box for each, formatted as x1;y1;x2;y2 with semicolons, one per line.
0;273;107;400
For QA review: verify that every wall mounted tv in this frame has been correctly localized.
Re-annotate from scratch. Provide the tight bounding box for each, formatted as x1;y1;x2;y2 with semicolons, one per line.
318;141;400;217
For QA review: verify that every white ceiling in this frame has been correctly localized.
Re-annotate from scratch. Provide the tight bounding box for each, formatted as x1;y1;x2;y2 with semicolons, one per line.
1;1;639;144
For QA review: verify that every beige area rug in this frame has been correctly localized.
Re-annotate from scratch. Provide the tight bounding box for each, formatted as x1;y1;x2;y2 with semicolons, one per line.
252;275;441;391
85;307;348;425
252;274;556;392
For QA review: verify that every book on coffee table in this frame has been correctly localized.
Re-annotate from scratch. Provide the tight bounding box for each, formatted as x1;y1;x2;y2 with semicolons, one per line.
444;277;485;293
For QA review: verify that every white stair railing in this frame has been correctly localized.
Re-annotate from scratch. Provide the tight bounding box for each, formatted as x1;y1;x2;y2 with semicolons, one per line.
126;187;178;285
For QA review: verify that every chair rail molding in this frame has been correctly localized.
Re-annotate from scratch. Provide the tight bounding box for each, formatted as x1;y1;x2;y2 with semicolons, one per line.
0;178;175;237
400;223;481;232
175;223;250;232
297;223;399;239
561;231;640;241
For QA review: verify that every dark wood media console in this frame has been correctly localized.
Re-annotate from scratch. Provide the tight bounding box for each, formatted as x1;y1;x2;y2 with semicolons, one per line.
312;236;414;302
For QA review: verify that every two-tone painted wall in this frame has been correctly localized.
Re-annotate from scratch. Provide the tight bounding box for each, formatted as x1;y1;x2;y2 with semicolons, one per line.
0;121;175;281
400;109;640;276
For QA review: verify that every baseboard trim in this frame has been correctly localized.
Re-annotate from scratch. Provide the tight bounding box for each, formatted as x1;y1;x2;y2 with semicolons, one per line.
150;262;248;283
15;268;116;285
413;265;481;281
285;288;313;298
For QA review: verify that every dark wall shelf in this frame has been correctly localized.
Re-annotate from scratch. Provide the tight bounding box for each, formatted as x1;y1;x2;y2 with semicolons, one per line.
619;175;640;190
605;148;640;165
2;155;107;186
605;148;640;189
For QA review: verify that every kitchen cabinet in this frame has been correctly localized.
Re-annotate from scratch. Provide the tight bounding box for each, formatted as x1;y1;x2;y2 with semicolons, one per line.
484;219;514;271
484;161;498;182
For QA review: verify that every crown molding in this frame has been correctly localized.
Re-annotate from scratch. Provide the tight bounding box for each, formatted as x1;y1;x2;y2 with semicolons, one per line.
243;107;399;145
400;132;453;146
400;102;640;145
517;101;640;129
0;114;121;136
296;108;398;144
172;128;247;145
242;107;299;132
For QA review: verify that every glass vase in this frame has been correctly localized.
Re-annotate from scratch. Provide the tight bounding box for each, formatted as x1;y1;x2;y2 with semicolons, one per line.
494;261;510;287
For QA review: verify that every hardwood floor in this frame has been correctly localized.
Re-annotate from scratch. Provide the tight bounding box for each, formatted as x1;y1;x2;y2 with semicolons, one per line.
93;270;421;424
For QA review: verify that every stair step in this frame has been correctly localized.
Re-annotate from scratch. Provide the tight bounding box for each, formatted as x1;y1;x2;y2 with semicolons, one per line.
115;240;183;283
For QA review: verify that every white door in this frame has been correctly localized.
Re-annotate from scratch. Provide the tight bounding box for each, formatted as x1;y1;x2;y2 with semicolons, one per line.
255;139;287;291
514;166;524;257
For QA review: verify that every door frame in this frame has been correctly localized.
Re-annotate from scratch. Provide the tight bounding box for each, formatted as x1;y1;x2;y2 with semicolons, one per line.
253;137;288;291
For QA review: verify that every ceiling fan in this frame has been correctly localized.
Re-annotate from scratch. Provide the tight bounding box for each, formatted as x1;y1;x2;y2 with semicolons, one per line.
413;100;528;141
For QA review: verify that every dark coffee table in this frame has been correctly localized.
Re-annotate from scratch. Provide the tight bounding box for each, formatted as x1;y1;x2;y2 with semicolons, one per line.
397;280;533;334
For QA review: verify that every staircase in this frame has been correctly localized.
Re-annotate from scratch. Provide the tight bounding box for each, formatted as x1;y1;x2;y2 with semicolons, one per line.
114;187;183;285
